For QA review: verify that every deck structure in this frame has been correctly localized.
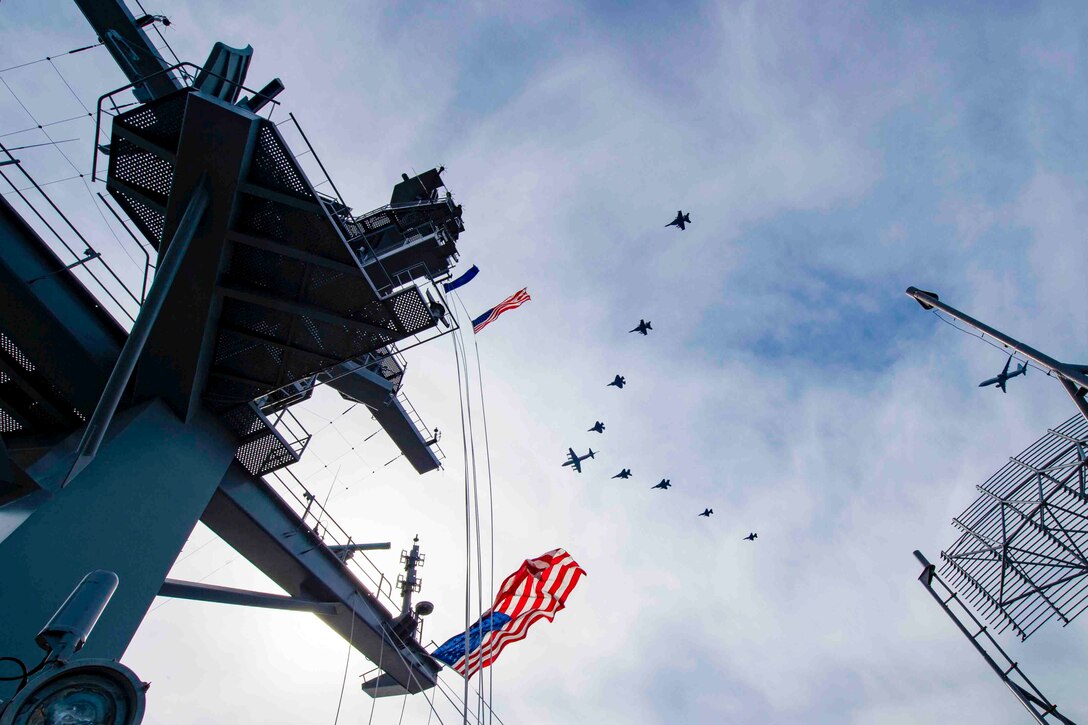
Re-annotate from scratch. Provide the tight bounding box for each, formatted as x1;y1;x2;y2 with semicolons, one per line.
0;0;464;708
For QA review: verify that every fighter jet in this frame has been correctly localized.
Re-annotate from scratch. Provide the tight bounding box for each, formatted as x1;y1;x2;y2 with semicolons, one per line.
666;210;691;230
979;355;1027;393
562;447;596;473
607;375;626;389
588;421;605;433
698;508;713;517
744;533;758;541
652;479;671;490
629;319;652;336
612;469;632;479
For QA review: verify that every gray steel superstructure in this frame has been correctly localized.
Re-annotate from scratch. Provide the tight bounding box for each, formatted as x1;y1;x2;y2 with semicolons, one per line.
0;2;463;715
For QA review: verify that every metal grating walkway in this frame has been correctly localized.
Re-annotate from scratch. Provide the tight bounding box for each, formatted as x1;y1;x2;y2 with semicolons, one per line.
103;86;440;476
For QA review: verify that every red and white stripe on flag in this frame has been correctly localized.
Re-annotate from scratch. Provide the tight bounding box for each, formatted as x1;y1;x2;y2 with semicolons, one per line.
453;548;586;677
472;288;531;334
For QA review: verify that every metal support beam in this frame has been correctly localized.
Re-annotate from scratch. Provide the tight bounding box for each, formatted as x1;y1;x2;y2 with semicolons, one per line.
0;353;76;427
200;464;440;695
238;181;324;215
913;550;1076;724
0;399;238;700
208;368;280;391
158;579;340;615
72;0;181;102
217;284;395;338
23;251;101;285
106;175;168;215
907;287;1088;422
111;123;176;164
63;181;209;486
216;324;331;365
327;542;391;563
228;231;360;276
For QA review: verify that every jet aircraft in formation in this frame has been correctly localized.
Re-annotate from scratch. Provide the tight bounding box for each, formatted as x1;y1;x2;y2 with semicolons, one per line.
557;210;745;535
978;355;1027;393
562;447;596;473
666;210;691;230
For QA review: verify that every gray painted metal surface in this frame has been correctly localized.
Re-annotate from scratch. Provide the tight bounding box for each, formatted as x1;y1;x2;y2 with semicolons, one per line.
158;579;340;615
0;195;124;421
201;464;440;694
0;399;238;701
65;182;210;484
1;5;460;709
72;0;181;102
329;365;441;474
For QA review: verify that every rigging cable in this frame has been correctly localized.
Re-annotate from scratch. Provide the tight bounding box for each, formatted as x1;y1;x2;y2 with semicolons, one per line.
432;675;482;725
173;533;220;565
450;329;474;725
0;113;90;138
146;550;242;615
0;41;102;74
445;673;507;725
930;309;1049;375
1;139;79;151
430;667;509;725
453;291;498;725
332;592;357;725
312;465;341;543
365;631;387;725
132;0;185;75
0;67;143;280
379;626;448;725
452;317;487;723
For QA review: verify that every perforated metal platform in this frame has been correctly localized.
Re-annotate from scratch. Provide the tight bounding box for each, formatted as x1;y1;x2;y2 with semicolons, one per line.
104;87;444;475
0;331;87;434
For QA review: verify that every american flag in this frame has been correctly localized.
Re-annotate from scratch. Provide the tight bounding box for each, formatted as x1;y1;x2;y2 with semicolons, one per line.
431;548;586;678
471;288;531;334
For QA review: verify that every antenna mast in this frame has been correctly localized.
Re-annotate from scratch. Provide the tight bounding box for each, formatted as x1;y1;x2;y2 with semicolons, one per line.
906;287;1088;421
398;535;424;616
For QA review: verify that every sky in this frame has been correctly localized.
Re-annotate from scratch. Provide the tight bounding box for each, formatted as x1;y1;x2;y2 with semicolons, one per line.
4;0;1088;723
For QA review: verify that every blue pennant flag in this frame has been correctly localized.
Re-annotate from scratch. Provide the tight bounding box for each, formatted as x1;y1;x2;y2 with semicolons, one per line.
443;264;479;293
432;612;511;666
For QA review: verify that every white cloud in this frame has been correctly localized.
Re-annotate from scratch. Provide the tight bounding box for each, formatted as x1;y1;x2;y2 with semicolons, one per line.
7;0;1088;723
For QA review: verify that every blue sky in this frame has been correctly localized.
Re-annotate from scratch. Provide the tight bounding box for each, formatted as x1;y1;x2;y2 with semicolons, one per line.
5;1;1088;723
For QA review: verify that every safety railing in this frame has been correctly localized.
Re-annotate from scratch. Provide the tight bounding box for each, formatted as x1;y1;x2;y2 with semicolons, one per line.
277;112;346;209
355;194;461;221
259;403;311;464
0;144;147;326
92;61;282;182
397;389;446;464
264;466;401;612
40;59;431;615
